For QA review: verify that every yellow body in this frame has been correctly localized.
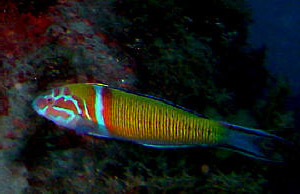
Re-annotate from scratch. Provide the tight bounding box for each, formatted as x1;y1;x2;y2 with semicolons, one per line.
104;88;226;145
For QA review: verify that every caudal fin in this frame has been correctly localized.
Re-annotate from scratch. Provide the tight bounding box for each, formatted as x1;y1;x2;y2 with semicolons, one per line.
221;122;289;162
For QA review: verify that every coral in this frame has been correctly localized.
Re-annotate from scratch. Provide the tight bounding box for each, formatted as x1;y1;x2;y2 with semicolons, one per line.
0;1;53;58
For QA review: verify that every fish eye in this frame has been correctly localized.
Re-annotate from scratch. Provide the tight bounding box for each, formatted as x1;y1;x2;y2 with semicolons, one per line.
45;97;53;104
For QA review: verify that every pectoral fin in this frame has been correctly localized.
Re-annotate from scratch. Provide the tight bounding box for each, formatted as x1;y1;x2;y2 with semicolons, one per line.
72;116;110;138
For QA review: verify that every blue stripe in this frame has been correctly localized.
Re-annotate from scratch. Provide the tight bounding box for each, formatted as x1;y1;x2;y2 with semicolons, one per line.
93;85;110;136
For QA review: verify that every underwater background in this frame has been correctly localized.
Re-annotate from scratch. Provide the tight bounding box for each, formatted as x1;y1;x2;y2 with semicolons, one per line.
0;0;299;193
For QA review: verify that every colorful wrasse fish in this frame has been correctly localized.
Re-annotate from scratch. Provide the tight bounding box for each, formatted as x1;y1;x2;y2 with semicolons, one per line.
32;83;286;161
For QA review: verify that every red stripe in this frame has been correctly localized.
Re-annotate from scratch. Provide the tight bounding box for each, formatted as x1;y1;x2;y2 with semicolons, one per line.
63;87;71;95
55;97;78;114
46;106;70;119
53;88;60;97
102;87;113;131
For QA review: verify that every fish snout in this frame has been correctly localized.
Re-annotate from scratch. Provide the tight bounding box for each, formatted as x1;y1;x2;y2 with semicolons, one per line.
33;96;54;110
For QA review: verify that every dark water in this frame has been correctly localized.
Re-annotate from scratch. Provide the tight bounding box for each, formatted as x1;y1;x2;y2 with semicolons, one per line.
248;0;300;95
0;0;299;193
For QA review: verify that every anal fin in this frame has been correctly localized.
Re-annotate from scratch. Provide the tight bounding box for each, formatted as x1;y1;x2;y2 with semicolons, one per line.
142;143;196;149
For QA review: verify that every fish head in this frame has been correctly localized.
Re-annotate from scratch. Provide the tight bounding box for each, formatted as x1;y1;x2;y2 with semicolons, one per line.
32;86;82;129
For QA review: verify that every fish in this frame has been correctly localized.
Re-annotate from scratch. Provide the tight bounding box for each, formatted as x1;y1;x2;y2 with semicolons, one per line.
32;83;286;161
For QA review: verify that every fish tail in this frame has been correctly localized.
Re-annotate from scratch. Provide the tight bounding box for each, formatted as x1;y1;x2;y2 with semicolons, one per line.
221;122;288;162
